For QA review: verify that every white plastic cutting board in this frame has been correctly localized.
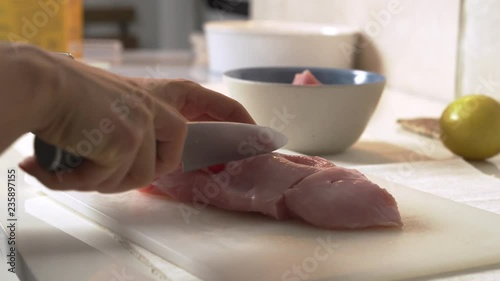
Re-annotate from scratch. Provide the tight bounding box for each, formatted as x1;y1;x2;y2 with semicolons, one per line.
31;175;500;281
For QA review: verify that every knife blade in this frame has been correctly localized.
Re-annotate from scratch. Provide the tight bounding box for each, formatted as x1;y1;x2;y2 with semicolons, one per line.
34;122;288;173
181;122;288;171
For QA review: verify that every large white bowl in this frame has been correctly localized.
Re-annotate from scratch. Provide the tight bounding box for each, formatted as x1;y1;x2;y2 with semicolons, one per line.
205;20;359;73
223;67;386;155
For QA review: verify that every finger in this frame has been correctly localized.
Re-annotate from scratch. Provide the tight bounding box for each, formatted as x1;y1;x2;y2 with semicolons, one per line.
90;86;156;192
19;156;113;191
94;106;156;192
189;114;218;122
180;87;256;124
22;127;153;193
115;123;156;192
66;110;155;193
150;81;255;124
154;103;187;176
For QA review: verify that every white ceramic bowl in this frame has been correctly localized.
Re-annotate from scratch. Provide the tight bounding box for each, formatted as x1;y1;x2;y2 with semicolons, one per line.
223;67;386;155
205;20;359;73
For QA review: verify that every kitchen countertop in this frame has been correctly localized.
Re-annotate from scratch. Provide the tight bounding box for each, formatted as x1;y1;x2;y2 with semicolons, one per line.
1;51;500;281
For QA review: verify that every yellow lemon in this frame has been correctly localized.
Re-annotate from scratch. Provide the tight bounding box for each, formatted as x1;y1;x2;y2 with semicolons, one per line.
440;94;500;160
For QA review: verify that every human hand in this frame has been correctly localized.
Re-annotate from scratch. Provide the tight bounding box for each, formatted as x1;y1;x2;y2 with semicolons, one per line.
19;48;187;193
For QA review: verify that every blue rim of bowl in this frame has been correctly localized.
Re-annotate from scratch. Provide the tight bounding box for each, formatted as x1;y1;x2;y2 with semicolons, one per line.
223;67;386;87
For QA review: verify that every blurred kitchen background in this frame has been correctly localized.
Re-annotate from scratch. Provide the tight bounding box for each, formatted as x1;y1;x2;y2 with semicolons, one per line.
84;0;249;50
1;0;498;102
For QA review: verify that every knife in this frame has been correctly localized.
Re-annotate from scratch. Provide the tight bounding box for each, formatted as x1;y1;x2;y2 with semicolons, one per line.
34;122;288;173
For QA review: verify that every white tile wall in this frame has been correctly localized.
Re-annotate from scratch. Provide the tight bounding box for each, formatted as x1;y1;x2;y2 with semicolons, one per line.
458;0;500;100
252;0;461;102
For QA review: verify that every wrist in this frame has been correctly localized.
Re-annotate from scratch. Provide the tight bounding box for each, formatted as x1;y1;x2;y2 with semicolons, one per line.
5;45;60;132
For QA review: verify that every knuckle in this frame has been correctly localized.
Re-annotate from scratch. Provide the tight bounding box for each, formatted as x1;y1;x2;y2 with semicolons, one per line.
167;79;199;91
126;77;146;88
134;99;155;126
142;94;157;115
142;78;163;92
101;123;143;164
123;126;144;152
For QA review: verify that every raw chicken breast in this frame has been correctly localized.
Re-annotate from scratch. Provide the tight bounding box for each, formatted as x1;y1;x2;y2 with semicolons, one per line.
145;153;403;229
285;168;402;228
292;70;322;85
